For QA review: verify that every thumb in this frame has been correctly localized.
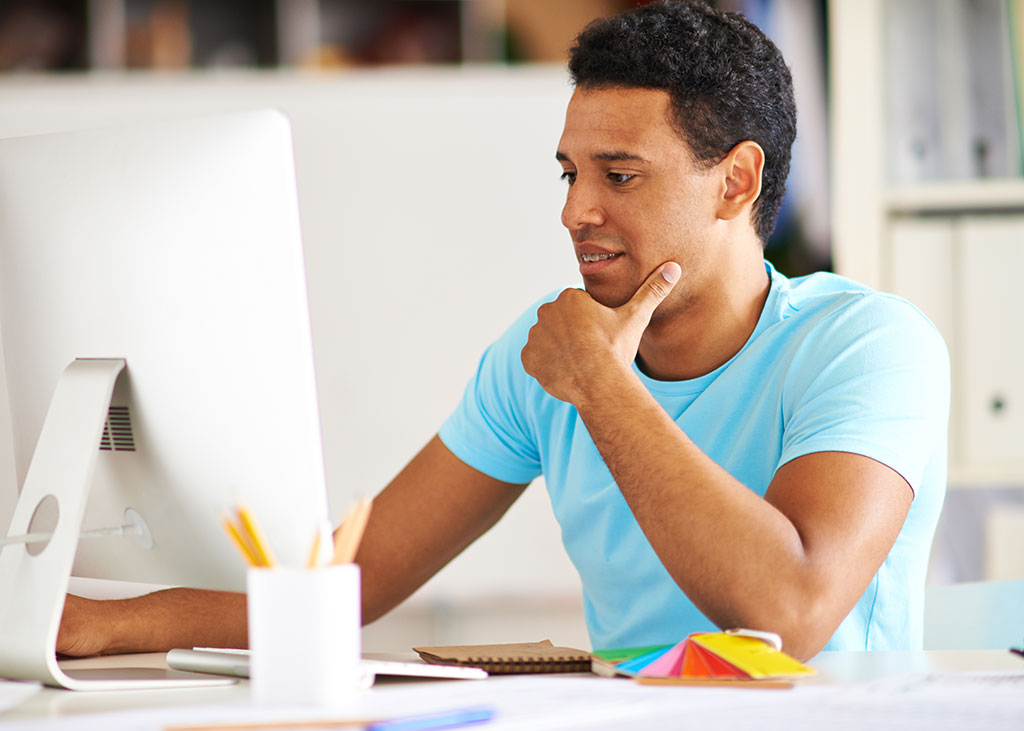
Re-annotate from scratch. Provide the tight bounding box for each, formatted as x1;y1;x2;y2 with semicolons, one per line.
623;261;681;322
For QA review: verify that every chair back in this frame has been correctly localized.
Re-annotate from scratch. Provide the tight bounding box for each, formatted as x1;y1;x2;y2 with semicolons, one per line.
924;579;1024;650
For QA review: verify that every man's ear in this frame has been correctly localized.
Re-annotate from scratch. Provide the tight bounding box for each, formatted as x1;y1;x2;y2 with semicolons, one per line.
716;140;764;222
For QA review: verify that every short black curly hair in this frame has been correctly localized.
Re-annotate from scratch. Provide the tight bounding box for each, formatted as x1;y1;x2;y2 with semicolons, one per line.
568;0;797;243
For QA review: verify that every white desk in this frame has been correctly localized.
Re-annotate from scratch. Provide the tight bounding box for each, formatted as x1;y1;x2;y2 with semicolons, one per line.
2;650;1022;729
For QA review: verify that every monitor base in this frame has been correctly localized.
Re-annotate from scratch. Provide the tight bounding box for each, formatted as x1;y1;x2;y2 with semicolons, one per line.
59;664;236;690
0;359;172;690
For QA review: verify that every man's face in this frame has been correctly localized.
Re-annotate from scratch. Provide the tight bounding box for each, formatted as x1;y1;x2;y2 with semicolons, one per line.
556;86;721;312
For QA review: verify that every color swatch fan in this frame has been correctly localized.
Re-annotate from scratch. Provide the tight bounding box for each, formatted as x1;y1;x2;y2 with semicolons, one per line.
592;629;814;686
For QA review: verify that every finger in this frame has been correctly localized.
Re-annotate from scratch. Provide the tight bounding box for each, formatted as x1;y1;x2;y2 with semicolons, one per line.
623;261;681;322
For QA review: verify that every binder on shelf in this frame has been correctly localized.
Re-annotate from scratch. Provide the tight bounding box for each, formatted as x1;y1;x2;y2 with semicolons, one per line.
884;0;943;183
1009;0;1024;172
962;0;1020;179
884;0;1022;183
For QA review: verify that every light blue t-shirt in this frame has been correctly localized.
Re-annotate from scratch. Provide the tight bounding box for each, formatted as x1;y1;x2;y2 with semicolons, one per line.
439;263;949;652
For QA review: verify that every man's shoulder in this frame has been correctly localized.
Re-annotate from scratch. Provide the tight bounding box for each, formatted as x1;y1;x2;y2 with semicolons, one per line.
779;269;886;311
496;288;574;344
760;269;949;383
776;270;938;336
474;289;570;384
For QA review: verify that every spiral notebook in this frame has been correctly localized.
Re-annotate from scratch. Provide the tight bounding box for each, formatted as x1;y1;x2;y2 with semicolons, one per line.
413;640;592;674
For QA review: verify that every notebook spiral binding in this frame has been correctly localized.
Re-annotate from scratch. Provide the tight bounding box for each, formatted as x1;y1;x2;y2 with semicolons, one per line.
458;656;592;674
414;640;593;675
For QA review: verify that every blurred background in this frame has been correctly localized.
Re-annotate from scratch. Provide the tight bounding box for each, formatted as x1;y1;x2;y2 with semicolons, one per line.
0;0;1021;652
0;0;833;276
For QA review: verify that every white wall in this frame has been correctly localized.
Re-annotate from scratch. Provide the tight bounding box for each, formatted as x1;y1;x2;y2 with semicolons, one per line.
0;68;590;649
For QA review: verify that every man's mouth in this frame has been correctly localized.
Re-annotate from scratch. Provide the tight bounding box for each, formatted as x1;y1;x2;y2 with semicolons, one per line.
580;252;622;263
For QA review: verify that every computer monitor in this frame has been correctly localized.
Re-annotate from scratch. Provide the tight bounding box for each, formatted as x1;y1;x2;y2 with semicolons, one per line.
0;110;331;689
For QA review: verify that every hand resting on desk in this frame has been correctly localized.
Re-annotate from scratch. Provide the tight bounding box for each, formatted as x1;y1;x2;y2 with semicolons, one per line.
57;589;248;657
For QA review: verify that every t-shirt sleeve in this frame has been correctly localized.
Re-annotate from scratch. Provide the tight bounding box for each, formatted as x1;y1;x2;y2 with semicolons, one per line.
438;298;553;485
778;294;950;494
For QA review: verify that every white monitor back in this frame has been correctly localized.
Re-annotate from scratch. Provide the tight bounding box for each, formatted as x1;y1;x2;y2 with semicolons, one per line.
0;110;329;590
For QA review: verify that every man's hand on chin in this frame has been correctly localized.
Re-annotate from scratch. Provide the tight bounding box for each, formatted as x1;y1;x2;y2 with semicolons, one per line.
521;261;681;405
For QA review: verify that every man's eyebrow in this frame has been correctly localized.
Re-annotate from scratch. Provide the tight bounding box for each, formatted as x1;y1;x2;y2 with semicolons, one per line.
554;150;650;163
592;150;650;163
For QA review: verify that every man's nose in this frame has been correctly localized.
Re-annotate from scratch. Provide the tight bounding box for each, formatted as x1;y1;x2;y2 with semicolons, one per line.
561;180;605;231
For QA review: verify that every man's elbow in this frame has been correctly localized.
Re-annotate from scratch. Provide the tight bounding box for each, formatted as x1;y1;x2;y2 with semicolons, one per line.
773;622;831;663
733;587;842;662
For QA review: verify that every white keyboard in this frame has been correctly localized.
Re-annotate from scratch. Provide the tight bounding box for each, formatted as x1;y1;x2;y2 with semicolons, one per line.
166;647;488;687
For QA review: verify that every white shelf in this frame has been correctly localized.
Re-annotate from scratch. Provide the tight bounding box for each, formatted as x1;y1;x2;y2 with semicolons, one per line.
948;462;1024;488
830;0;1024;488
886;179;1024;215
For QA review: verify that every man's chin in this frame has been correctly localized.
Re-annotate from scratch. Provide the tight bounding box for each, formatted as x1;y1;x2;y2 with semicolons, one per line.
582;280;634;309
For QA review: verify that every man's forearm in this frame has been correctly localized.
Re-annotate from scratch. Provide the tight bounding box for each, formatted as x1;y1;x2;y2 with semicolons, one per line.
59;588;248;656
574;373;809;633
573;368;911;661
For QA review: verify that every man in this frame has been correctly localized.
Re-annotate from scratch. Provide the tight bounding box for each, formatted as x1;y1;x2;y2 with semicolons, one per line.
58;0;948;662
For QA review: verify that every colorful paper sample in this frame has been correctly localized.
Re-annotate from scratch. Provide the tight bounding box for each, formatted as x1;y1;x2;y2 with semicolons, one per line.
592;629;814;686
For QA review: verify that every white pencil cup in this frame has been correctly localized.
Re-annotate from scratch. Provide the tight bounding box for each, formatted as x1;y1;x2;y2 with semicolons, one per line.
247;563;362;706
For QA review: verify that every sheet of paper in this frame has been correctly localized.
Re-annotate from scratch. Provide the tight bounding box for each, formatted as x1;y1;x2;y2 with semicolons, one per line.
689;673;1024;730
3;675;769;731
860;670;1024;694
8;672;1024;730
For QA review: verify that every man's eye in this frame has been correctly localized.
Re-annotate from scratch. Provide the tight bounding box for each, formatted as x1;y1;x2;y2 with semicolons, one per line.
608;172;635;184
560;171;577;186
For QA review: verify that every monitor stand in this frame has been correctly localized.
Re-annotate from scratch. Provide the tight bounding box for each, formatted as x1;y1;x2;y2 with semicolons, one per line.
0;359;233;690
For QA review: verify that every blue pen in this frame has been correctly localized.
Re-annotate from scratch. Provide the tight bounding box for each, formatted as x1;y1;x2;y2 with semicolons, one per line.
366;707;495;731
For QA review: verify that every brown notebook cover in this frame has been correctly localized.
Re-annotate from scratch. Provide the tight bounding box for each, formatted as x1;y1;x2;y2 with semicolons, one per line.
413;640;592;674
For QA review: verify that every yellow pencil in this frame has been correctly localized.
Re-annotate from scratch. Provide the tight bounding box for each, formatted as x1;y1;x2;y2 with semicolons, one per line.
235;503;277;568
330;500;358;563
305;529;322;569
331;497;373;565
221;515;258;567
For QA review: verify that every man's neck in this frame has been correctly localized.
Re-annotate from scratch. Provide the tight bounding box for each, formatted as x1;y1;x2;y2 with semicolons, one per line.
636;256;771;382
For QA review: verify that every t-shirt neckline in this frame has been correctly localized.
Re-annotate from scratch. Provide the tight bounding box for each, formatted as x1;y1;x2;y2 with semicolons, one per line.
632;261;785;395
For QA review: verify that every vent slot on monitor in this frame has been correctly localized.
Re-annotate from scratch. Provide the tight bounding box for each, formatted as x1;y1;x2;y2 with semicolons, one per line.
99;405;136;452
